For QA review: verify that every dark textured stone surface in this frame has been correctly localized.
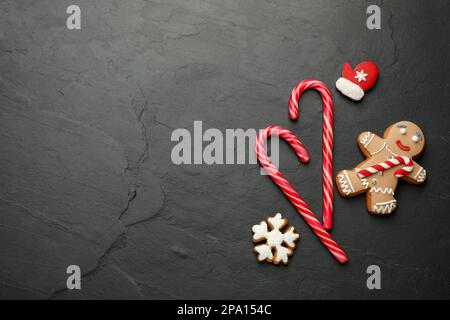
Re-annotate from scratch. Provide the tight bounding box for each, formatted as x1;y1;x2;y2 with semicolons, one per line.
0;0;449;299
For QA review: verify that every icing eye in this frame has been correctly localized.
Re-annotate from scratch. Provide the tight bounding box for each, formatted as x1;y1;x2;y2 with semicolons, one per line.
412;135;419;143
399;127;407;135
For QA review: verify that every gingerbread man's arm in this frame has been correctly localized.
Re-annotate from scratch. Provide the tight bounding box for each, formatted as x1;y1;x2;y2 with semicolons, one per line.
357;131;386;157
402;161;427;185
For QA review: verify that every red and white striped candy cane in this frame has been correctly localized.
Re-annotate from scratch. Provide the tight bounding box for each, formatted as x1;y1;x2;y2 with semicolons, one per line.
256;125;348;264
356;156;414;178
288;79;334;230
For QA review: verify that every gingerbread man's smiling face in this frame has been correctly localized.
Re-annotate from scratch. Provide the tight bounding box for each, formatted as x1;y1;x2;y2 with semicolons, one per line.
384;121;425;158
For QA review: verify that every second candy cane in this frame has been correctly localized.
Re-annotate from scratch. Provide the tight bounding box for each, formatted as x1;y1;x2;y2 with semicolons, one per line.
289;79;334;230
256;125;348;263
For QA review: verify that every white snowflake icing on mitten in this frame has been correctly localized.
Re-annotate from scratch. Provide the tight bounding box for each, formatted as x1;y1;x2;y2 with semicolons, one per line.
252;213;300;265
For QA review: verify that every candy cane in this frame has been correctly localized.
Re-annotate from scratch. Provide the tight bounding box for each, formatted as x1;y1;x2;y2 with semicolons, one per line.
356;156;414;178
288;79;334;230
256;125;348;264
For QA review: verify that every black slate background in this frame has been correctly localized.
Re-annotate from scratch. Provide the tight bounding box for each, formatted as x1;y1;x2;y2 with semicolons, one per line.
0;0;449;299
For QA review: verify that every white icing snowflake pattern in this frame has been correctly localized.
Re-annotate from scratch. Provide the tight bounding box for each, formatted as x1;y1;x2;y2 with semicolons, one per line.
354;69;368;82
252;213;300;265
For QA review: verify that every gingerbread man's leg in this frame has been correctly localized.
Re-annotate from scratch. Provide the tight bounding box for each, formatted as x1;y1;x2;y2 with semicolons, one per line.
336;169;369;197
366;184;397;215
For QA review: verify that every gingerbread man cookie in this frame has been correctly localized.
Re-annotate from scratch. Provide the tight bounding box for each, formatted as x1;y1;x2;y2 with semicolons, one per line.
336;121;427;215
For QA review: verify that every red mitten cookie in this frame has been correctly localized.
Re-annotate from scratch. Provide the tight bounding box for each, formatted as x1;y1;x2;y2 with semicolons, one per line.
336;61;379;101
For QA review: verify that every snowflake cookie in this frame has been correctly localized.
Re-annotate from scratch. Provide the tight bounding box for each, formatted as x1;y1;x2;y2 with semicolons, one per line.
252;213;300;265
